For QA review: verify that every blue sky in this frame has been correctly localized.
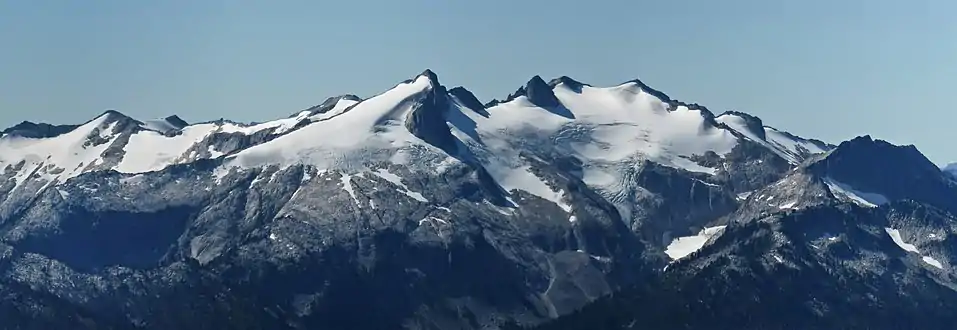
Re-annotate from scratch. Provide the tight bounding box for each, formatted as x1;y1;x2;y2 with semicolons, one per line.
1;0;955;163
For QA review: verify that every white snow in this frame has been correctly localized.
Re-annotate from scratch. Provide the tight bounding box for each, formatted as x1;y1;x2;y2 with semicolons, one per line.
764;127;828;160
340;174;361;207
823;178;889;207
449;80;745;214
885;228;920;253
117;108;365;174
309;98;361;121
372;168;428;202
736;191;753;201
486;164;571;212
115;124;218;173
418;216;449;226
665;226;727;260
208;145;224;158
221;111;312;135
219;74;576;212
211;166;232;184
885;227;945;269
227;75;436;171
779;201;798;209
140;118;181;133
923;256;944;269
476;82;741;175
716;113;828;163
0;113;119;184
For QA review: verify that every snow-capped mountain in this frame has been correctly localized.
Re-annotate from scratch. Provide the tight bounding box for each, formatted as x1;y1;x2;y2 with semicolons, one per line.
1;70;954;330
527;136;957;330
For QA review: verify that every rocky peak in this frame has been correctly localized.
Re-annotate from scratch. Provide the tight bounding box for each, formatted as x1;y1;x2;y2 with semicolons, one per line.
419;69;441;87
524;75;562;108
548;76;587;92
403;70;458;154
817;136;939;176
720;111;767;140
1;121;79;139
807;135;957;212
307;94;362;115
163;115;189;129
448;86;486;114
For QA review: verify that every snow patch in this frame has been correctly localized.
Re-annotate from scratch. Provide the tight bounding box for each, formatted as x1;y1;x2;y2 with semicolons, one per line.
221;111;311;135
885;227;945;269
116;124;218;173
310;98;361;121
665;226;727;260
208;145;224;158
486;164;571;212
141;118;180;133
885;228;920;253
340;174;361;207
373;168;428;202
923;256;944;269
0;113;120;184
823;178;889;207
736;191;753;201
716;113;828;163
779;201;798;210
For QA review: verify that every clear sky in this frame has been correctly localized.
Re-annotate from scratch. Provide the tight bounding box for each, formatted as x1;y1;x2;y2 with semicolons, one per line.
2;1;955;163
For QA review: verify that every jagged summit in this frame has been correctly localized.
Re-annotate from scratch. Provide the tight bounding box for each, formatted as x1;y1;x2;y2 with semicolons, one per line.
718;111;767;140
1;121;79;139
306;94;362;115
99;109;130;120
486;74;567;108
547;76;587;91
404;72;458;154
3;68;953;330
816;135;938;175
0;68;834;182
419;68;441;86
448;86;486;114
804;135;957;212
524;75;562;108
163;115;189;128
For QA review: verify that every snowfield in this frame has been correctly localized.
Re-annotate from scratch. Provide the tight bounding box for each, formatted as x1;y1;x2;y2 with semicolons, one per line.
0;70;833;221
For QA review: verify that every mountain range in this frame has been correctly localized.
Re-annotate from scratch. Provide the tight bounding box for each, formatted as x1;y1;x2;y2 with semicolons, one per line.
1;70;956;330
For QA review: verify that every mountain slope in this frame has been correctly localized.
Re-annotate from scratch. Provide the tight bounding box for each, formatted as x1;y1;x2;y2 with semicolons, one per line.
524;133;957;330
3;69;950;330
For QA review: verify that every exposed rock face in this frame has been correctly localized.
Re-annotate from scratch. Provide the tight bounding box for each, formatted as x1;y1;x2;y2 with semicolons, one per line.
448;86;486;115
1;122;79;139
404;72;459;154
524;75;562;109
3;69;955;330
